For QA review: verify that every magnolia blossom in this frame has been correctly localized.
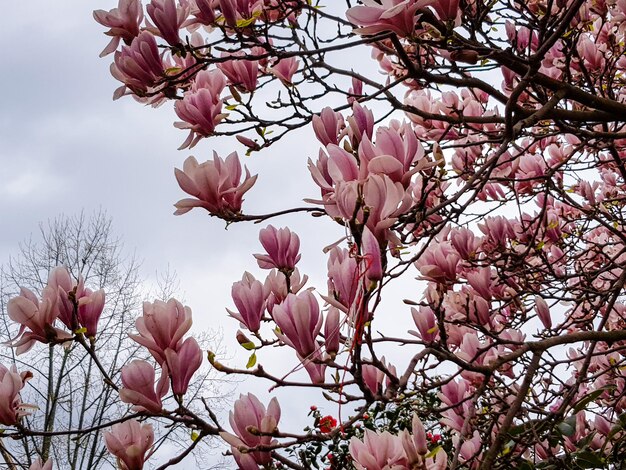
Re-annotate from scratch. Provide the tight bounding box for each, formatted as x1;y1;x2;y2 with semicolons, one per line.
78;288;106;337
129;298;193;364
0;364;33;426
47;266;105;336
174;90;227;149
346;0;432;37
120;360;169;413
93;0;143;56
7;286;72;354
270;57;298;84
221;393;281;467
349;429;407;469
217;52;259;93
174;152;257;217
312;107;345;146
272;291;323;358
28;460;53;470
164;337;203;395
110;31;165;98
146;0;190;46
228;272;266;332
254;225;301;271
105;420;154;470
361;225;383;283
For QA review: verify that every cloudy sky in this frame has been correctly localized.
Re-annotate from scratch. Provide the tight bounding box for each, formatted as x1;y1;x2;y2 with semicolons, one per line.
0;2;422;468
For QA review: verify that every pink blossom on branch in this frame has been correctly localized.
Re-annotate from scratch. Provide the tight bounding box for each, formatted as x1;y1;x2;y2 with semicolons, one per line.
174;152;257;217
77;288;106;337
7;286;72;355
221;393;281;467
164;337;203;395
110;31;167;100
0;363;33;426
129;298;193;364
254;225;301;271
174;71;229;149
346;0;434;37
104;420;154;470
272;291;322;358
28;460;53;470
93;0;143;56
146;0;190;47
349;429;407;470
270;56;299;85
228;271;266;332
217;52;259;93
120;360;169;413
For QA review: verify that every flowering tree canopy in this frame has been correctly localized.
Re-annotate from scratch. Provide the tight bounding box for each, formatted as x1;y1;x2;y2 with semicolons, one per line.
4;0;626;468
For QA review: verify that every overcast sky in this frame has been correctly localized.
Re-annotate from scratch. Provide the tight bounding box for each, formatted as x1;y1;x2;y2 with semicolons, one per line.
0;2;423;468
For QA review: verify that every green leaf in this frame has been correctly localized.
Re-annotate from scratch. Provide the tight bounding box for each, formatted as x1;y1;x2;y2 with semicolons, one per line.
573;386;613;413
191;431;199;441
246;352;257;369
240;341;256;351
425;446;442;459
557;415;577;437
573;450;604;468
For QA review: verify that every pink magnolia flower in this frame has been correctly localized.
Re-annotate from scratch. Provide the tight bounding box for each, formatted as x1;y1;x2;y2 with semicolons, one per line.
228;272;266;332
217;0;263;27
324;246;359;312
7;286;71;354
78;288;106;337
346;0;432;37
0;364;33;426
221;393;281;467
93;0;143;56
129;298;193;364
324;307;341;357
217;52;259;93
362;357;397;396
401;415;428;462
120;360;169;413
146;0;190;46
187;0;217;26
46;267;105;337
299;348;327;384
104;420;154;470
361;225;383;283
270;57;299;85
349;429;407;470
357;122;426;186
110;31;166;99
28;459;53;470
254;225;301;271
272;291;322;358
174;83;228;149
263;268;308;312
174;152;257;217
164;337;203;395
361;174;413;240
347;102;375;146
409;306;439;343
415;241;461;284
47;265;81;329
535;295;552;329
431;0;460;23
312;107;345;146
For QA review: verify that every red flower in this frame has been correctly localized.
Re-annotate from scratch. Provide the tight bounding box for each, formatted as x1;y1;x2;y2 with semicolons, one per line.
318;415;337;433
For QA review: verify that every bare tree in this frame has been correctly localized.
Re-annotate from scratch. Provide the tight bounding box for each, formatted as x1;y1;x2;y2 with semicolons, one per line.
0;211;229;469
